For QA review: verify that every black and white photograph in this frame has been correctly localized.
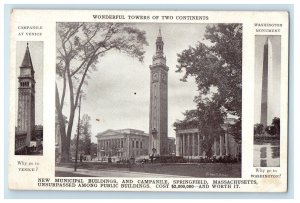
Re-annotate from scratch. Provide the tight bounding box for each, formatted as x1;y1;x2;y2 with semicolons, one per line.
54;22;242;178
7;9;290;193
15;41;43;155
253;35;281;167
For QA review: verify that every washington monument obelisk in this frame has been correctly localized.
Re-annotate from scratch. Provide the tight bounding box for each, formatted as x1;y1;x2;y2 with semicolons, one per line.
260;37;273;126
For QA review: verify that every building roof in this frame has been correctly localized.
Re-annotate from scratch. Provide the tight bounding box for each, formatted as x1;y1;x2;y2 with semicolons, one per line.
21;43;33;68
96;128;149;139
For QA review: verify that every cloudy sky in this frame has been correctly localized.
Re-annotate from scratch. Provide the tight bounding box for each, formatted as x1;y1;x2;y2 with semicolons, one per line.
60;23;213;143
16;41;43;125
254;35;281;125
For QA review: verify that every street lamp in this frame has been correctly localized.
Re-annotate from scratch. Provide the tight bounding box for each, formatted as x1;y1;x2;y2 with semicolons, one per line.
152;128;157;138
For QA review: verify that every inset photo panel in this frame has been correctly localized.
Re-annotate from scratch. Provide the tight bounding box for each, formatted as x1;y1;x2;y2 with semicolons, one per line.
54;23;242;178
253;35;281;167
15;41;43;156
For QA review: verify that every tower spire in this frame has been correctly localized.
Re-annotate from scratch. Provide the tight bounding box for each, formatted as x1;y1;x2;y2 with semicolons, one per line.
158;27;162;38
155;28;164;56
264;37;269;45
21;43;33;68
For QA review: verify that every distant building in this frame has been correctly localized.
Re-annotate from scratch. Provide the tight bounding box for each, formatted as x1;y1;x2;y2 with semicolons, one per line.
15;43;43;155
96;129;149;161
175;118;241;159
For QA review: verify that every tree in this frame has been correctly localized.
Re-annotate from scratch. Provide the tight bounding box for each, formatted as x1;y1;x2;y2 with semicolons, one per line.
265;125;276;136
272;117;280;136
173;96;226;158
90;143;98;159
175;23;242;144
71;114;92;157
56;22;148;162
230;119;242;142
254;123;264;135
173;109;199;130
265;117;280;137
176;24;242;117
80;114;92;155
197;97;225;157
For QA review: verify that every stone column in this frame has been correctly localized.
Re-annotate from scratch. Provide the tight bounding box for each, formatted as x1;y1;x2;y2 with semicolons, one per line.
182;134;185;156
97;141;100;159
214;138;217;156
127;137;130;158
192;134;195;157
185;134;188;156
187;134;191;156
184;134;187;156
220;135;223;157
176;133;180;156
100;141;102;158
197;133;200;157
225;133;229;156
202;135;205;156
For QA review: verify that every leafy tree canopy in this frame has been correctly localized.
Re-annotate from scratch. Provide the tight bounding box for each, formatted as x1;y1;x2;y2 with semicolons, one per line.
174;24;242;149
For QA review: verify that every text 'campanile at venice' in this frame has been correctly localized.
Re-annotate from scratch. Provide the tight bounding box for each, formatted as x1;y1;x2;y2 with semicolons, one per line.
149;28;169;156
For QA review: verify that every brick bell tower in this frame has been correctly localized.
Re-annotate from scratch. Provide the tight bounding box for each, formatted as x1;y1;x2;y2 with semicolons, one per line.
149;28;169;156
17;43;36;146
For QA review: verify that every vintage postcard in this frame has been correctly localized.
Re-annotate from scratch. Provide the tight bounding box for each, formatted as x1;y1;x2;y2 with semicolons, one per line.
8;10;289;192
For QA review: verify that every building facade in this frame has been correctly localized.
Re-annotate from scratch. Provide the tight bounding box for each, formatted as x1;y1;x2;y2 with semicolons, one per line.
175;118;241;159
149;29;169;156
15;43;36;155
96;129;149;161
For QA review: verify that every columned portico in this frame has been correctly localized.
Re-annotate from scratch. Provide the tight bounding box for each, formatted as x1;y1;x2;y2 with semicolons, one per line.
175;126;240;159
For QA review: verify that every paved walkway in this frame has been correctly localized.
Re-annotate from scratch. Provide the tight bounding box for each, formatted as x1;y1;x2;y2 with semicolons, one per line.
56;166;190;178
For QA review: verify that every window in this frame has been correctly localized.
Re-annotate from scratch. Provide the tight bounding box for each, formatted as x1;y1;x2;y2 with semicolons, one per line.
140;142;143;149
136;141;139;148
132;141;134;148
121;140;123;148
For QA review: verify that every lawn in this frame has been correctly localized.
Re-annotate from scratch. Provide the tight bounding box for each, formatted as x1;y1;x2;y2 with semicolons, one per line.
56;162;241;178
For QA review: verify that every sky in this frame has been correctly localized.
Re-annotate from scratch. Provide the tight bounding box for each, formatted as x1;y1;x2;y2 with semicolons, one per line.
254;35;281;125
58;23;212;143
15;41;43;125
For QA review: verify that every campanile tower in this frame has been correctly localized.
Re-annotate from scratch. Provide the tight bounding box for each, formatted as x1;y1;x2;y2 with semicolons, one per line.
149;28;169;156
17;43;36;145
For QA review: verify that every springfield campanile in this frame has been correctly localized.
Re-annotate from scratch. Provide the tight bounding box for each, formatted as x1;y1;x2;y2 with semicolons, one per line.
149;29;169;156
